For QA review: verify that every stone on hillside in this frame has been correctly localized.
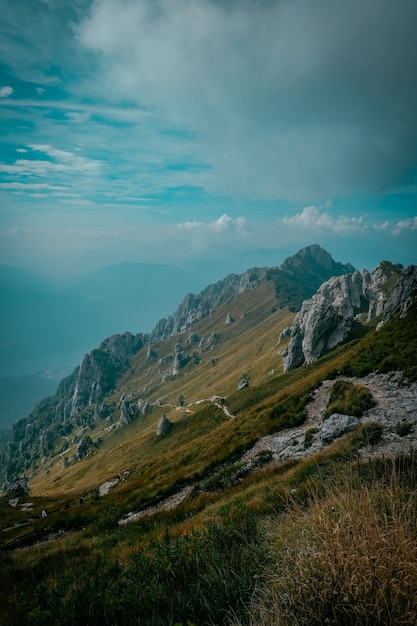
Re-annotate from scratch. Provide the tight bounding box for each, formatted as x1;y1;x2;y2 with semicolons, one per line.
157;415;172;436
237;378;249;391
320;413;359;444
225;312;234;324
75;437;94;459
7;476;30;497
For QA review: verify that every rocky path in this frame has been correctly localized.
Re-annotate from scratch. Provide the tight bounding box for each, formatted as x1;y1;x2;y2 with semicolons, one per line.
117;371;417;524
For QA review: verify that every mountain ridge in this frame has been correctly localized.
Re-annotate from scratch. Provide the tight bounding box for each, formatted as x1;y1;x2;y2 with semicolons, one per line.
0;244;414;493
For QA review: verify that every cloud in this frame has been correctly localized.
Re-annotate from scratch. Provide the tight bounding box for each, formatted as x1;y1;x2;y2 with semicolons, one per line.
77;0;417;202
0;182;65;191
177;213;246;234
0;86;13;98
393;217;417;235
283;206;367;233
0;144;102;177
66;111;91;123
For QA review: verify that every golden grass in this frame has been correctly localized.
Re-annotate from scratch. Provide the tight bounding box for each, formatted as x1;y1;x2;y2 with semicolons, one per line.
233;464;417;626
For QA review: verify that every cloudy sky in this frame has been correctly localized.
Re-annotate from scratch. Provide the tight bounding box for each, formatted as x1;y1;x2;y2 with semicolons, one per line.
1;0;417;276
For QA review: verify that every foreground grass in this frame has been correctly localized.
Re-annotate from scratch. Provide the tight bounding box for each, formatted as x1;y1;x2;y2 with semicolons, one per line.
234;457;417;626
2;452;417;626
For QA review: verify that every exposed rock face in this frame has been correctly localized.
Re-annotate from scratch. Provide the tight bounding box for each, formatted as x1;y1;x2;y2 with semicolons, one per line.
283;262;408;372
283;272;364;371
378;265;417;327
320;413;359;444
156;415;172;436
65;331;145;419
0;331;145;485
150;269;266;341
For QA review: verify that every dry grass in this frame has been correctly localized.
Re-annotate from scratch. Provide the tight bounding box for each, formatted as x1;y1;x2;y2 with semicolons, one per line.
234;466;417;626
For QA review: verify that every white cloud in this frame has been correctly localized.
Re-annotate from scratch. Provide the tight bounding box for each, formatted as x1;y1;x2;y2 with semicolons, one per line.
393;217;417;235
0;182;65;190
0;145;102;178
0;85;13;98
283;206;368;233
66;111;91;123
177;213;246;234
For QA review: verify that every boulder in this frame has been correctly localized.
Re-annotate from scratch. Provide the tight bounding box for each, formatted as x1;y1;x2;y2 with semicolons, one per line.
320;413;359;444
157;415;172;437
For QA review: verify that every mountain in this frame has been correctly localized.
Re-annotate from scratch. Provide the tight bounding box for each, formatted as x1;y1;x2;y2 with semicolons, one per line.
1;243;410;489
1;244;417;625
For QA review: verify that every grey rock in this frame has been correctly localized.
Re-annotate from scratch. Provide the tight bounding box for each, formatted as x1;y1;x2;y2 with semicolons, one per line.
321;413;359;444
284;273;363;371
283;262;410;372
378;265;417;328
157;415;172;437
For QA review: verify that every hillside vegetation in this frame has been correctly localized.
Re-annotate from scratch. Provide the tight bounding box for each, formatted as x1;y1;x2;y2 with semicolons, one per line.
1;296;417;625
1;246;416;625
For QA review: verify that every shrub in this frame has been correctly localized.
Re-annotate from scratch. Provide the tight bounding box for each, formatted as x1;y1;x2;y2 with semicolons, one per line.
324;380;376;420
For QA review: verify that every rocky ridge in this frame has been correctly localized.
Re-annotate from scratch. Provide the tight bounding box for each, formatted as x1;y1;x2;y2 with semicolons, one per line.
0;247;412;491
283;262;415;372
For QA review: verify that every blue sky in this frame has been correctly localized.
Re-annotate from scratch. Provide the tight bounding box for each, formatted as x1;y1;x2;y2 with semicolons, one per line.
1;0;417;277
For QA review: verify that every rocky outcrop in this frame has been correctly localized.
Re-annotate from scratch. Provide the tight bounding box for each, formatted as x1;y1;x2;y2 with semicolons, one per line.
156;415;172;436
320;413;359;444
283;272;365;371
65;331;145;419
378;265;417;327
283;262;407;372
150;269;266;341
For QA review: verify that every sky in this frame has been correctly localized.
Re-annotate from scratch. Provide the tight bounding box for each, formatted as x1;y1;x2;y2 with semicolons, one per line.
1;0;417;278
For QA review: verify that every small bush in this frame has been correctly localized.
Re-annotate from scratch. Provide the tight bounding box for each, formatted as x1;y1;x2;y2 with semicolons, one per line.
395;421;413;437
325;380;376;420
304;428;318;449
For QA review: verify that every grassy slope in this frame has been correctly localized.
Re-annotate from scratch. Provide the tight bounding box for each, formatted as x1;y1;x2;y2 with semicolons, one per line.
1;299;417;625
28;282;294;497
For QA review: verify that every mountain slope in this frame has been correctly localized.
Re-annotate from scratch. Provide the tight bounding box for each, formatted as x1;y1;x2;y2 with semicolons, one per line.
1;245;414;496
1;247;417;626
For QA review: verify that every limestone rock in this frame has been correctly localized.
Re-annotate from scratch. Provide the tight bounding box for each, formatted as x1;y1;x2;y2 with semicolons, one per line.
283;262;410;372
378;265;417;328
157;415;172;436
321;413;359;444
284;272;363;371
237;378;249;391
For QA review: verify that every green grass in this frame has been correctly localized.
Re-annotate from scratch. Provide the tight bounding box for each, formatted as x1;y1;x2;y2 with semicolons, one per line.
324;379;376;419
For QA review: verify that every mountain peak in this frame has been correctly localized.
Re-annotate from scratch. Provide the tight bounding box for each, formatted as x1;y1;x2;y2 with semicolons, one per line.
267;244;355;312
